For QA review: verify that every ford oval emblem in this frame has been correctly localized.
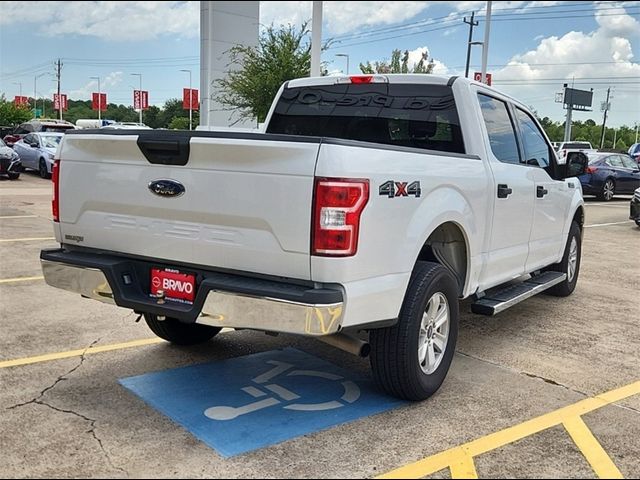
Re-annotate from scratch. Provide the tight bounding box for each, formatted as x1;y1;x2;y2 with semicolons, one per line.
148;179;185;198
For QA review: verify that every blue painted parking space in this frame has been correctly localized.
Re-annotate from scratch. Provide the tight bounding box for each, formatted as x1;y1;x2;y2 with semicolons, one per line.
119;347;407;457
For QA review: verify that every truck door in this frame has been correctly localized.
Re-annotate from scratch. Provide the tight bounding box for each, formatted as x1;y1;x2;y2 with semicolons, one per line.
512;107;571;271
476;93;535;289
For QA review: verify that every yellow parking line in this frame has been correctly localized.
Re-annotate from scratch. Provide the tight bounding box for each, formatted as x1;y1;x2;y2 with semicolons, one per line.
449;448;478;479
0;237;55;243
0;338;165;369
378;380;640;479
563;416;623;479
0;276;44;284
0;215;38;219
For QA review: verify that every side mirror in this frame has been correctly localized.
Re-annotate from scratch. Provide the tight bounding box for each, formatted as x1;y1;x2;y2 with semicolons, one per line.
565;152;588;178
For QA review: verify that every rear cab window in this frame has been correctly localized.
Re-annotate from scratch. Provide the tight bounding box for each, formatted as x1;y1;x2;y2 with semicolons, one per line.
266;82;465;154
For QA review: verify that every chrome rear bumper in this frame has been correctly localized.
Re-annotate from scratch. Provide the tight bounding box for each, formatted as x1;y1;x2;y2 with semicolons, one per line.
41;258;343;336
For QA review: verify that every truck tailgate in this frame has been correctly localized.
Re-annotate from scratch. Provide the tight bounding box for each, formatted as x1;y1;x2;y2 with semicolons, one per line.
57;131;321;280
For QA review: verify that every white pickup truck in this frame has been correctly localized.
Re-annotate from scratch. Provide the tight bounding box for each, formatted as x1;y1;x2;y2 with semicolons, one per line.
41;74;588;400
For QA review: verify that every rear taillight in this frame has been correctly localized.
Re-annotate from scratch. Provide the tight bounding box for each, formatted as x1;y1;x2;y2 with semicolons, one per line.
52;159;60;222
336;75;388;85
312;178;369;257
586;166;598;174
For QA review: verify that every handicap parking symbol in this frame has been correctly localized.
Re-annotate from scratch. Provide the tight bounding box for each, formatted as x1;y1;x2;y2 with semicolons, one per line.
120;347;407;457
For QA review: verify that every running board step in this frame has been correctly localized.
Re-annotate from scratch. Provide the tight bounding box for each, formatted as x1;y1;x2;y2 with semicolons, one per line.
471;271;567;316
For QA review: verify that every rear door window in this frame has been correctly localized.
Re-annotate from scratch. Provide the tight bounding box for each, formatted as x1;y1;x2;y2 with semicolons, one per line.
267;83;465;154
477;93;520;164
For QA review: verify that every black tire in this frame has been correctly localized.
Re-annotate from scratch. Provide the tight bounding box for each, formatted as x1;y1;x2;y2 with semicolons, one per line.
7;172;20;180
370;261;459;401
545;221;582;297
39;159;51;179
599;178;615;201
144;314;221;345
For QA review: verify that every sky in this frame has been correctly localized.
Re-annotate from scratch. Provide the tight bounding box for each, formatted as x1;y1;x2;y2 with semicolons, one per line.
0;1;638;128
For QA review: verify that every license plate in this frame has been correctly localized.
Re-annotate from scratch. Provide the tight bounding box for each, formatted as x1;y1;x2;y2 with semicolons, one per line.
150;267;196;304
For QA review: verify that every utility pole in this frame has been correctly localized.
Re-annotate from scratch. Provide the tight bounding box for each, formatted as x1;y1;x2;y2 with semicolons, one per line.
55;58;63;120
463;12;478;78
599;87;611;149
480;1;492;84
311;1;323;77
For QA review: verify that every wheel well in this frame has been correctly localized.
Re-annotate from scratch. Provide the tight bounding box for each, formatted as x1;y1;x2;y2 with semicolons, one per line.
572;206;584;230
416;222;468;295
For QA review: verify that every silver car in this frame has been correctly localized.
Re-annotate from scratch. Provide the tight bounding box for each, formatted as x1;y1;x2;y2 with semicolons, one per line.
13;132;64;179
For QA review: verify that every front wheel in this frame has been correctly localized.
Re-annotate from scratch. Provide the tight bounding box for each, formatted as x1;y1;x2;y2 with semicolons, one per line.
370;261;459;401
599;179;615;201
144;314;221;345
7;172;20;180
39;159;51;179
545;221;582;297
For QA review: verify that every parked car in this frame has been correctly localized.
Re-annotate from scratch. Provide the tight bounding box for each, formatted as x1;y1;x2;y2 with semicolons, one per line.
13;132;63;179
100;122;151;130
578;152;640;200
630;187;640;227
0;138;21;179
3;119;75;147
628;143;640;165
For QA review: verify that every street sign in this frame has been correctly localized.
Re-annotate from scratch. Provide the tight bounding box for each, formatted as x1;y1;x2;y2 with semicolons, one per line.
53;93;68;111
32;108;42;118
133;90;149;110
474;72;492;86
182;88;199;110
92;92;107;111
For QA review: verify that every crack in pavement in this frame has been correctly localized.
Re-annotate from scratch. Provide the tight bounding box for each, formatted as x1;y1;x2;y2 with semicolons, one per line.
6;333;129;477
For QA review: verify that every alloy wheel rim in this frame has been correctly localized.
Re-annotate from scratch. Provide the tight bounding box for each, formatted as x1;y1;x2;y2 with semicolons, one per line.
604;181;614;200
568;237;578;282
418;292;450;375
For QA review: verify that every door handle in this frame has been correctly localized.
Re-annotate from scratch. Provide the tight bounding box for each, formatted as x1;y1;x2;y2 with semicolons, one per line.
497;184;512;199
537;186;549;198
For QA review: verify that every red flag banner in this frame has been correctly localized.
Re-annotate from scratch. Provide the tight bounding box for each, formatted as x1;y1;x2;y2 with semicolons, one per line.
473;72;493;86
182;88;199;110
134;90;149;110
14;96;29;106
92;93;107;111
53;93;68;111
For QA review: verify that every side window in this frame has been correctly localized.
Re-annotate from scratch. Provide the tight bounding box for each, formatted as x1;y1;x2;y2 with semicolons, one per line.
515;108;551;168
478;93;520;164
23;134;33;145
608;156;623;168
619;156;636;169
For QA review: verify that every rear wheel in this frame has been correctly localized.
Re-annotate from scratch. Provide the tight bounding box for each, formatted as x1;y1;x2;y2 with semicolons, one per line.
370;261;459;401
39;159;50;179
144;314;221;345
599;178;615;201
7;172;20;180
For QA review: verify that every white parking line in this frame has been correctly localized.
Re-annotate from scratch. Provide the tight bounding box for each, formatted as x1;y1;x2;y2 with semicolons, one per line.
0;215;38;219
585;221;632;228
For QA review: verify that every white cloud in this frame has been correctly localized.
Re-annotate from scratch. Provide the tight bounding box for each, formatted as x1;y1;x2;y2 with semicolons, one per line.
260;1;432;35
594;2;640;37
70;71;123;99
491;4;640;127
0;1;199;41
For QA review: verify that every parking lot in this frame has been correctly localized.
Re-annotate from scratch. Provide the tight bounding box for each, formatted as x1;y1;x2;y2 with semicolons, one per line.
1;171;638;478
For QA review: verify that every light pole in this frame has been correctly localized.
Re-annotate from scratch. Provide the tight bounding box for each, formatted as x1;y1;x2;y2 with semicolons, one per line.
335;54;349;75
180;69;192;130
12;82;22;99
34;73;49;118
90;76;101;122
480;0;493;85
131;73;143;125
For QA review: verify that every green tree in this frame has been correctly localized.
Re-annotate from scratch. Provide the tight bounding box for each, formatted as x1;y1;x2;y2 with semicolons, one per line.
0;95;33;126
215;22;327;124
168;116;191;130
360;48;435;74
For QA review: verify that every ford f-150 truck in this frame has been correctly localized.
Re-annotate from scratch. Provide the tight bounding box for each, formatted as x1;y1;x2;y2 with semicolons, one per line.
41;74;588;400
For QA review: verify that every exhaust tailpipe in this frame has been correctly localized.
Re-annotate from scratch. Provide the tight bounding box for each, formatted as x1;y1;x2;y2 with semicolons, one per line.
316;332;370;358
